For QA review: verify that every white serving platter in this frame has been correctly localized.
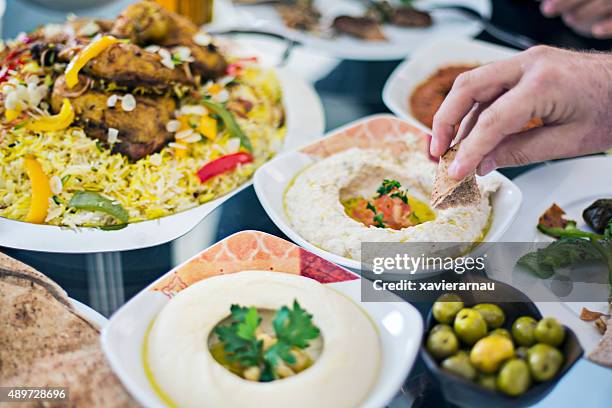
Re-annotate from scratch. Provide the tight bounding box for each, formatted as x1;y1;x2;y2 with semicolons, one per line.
254;114;522;271
101;230;423;408
71;298;108;328
0;42;325;254
383;36;518;133
490;156;612;353
231;0;491;61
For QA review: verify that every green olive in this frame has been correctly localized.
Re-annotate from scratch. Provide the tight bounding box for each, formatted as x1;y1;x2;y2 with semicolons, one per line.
527;343;564;382
477;373;497;391
516;346;529;360
534;317;566;347
426;329;459;360
430;323;453;335
441;351;477;381
474;303;505;329
496;358;531;397
432;293;464;324
489;328;512;341
453;308;487;345
512;316;538;347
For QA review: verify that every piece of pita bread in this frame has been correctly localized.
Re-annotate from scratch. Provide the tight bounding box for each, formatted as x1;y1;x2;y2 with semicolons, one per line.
589;317;612;368
431;143;481;209
0;252;137;408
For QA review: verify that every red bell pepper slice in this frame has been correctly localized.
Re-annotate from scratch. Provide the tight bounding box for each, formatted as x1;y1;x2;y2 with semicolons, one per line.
196;152;254;183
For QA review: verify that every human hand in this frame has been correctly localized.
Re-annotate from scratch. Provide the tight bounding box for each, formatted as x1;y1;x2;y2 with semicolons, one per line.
540;0;612;39
430;46;612;180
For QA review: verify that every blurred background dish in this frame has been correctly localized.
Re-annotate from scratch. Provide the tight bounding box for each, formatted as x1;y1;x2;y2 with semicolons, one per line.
232;0;492;60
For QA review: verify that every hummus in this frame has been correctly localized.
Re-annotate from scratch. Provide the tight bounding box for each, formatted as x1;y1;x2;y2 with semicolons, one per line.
285;147;500;260
146;271;381;408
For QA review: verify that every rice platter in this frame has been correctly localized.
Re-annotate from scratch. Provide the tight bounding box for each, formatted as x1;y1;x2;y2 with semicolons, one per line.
0;1;285;228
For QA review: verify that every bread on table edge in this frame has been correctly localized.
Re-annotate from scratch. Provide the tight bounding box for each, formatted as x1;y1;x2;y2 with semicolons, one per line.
589;317;612;368
0;252;137;407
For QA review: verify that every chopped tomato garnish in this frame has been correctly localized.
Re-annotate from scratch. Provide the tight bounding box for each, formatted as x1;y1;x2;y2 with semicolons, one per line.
344;188;415;230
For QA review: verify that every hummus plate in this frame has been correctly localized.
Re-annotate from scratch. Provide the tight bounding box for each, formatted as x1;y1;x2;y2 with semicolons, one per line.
254;114;522;271
102;230;423;408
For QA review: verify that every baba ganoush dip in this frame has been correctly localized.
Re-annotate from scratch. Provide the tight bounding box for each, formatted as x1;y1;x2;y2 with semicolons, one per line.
284;146;500;260
146;271;381;408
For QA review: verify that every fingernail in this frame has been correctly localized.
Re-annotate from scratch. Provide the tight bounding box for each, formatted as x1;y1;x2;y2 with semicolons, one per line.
448;160;461;180
479;158;496;175
593;25;608;38
429;137;438;156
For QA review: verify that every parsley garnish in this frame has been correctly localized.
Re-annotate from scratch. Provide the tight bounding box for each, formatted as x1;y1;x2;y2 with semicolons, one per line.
366;201;386;228
214;300;320;381
366;202;377;214
390;190;409;204
214;305;263;368
373;212;386;228
376;179;402;197
376;179;410;204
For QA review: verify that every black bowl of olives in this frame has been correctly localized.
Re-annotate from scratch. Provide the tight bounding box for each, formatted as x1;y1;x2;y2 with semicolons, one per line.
420;275;583;408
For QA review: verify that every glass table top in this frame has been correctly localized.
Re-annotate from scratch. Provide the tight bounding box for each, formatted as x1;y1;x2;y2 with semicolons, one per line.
2;0;611;407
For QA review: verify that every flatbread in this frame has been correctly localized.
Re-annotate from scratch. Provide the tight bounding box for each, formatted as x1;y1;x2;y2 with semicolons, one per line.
431;143;481;209
589;317;612;367
0;252;137;408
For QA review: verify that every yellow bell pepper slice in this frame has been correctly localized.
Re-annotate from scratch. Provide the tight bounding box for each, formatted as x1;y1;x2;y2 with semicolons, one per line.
24;157;52;224
65;35;119;88
26;98;75;132
174;117;192;157
174;141;188;158
5;108;21;121
197;115;217;140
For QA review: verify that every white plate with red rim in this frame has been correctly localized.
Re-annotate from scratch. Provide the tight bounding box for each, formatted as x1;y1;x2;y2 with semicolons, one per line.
253;114;522;271
101;230;423;408
0;41;325;254
231;0;491;61
382;36;519;134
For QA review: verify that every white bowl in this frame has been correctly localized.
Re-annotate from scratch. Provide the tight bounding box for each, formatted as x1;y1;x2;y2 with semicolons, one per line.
0;43;324;253
382;36;518;134
254;114;522;271
101;230;423;408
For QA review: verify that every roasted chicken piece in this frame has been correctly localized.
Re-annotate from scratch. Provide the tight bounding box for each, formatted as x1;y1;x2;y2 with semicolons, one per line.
275;3;321;31
51;75;176;160
111;0;227;78
391;7;433;28
111;1;170;44
333;16;386;41
83;42;194;89
366;1;432;28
